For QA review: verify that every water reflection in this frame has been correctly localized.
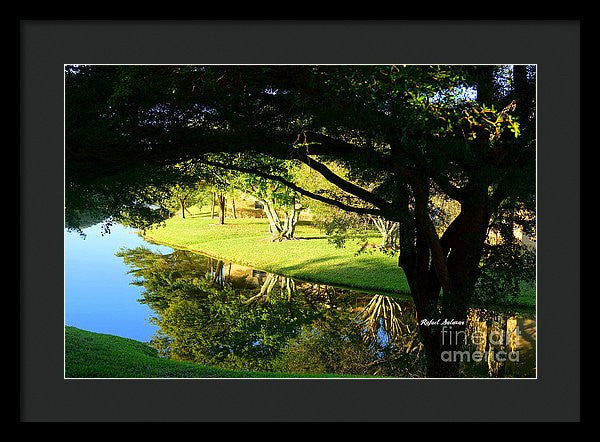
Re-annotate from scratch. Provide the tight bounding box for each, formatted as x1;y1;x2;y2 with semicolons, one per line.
464;309;537;377
118;247;536;378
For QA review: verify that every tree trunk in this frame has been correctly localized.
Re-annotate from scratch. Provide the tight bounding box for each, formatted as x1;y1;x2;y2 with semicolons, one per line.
210;192;216;219
178;197;186;219
210;260;225;287
218;194;226;225
245;273;279;304
262;198;302;241
370;216;399;248
394;177;491;378
261;199;283;236
420;324;463;377
282;198;302;239
231;199;237;219
412;284;471;378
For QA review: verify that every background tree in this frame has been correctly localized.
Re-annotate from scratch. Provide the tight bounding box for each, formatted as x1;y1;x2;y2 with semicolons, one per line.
165;182;203;219
230;167;306;240
184;162;235;224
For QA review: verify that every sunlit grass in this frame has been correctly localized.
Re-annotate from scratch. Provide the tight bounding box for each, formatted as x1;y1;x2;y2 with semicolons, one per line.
144;206;410;295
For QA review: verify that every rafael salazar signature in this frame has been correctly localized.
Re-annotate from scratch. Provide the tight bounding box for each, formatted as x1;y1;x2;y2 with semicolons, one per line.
420;319;465;326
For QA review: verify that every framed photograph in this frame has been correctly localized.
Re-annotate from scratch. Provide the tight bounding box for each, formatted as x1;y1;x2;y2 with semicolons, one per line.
21;20;580;422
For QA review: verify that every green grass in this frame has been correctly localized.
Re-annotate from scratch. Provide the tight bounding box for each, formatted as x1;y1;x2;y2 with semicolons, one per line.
65;326;365;378
144;206;412;296
144;206;535;309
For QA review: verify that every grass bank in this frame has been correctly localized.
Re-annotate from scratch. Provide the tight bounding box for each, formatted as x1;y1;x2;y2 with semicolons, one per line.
143;206;535;309
144;206;411;296
65;326;363;378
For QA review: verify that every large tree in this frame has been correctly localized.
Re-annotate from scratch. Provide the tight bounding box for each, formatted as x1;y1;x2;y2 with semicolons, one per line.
66;65;536;377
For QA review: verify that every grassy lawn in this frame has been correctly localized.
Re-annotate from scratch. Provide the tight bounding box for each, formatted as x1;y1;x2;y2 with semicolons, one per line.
65;326;364;378
144;206;412;296
143;205;535;309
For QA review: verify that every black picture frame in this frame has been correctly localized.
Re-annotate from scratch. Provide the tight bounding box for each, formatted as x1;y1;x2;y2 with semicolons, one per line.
20;20;580;422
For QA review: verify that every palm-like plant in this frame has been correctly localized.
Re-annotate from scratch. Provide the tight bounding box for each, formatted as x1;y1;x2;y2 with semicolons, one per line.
358;295;422;354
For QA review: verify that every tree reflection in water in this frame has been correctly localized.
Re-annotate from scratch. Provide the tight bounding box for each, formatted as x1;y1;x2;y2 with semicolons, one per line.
118;247;535;377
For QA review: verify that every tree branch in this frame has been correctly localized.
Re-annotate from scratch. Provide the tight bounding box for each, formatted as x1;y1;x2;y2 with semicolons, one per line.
303;133;418;186
198;159;385;217
292;145;395;212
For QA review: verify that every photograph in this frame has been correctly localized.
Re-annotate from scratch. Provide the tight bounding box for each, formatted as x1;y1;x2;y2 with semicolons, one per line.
64;64;537;379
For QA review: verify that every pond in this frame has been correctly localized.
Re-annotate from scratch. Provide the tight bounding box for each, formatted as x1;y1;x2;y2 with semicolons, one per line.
65;223;173;342
65;223;536;378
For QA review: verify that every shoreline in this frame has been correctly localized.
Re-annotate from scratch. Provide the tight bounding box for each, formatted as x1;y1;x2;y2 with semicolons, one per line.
141;228;536;313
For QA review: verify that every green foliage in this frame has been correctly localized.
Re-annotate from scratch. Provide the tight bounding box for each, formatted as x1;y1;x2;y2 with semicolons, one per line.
474;242;536;308
162;183;205;216
312;208;370;249
273;301;426;377
66;65;535;233
117;246;427;376
119;247;325;372
272;322;375;376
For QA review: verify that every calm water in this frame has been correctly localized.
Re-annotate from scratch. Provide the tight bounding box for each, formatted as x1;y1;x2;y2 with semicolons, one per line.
65;223;536;377
65;223;172;341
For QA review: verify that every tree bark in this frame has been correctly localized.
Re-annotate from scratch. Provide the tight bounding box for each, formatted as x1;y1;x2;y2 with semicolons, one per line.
217;193;226;224
260;197;302;241
370;216;399;248
178;197;186;219
231;198;237;219
393;176;491;377
210;192;216;219
261;199;282;235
